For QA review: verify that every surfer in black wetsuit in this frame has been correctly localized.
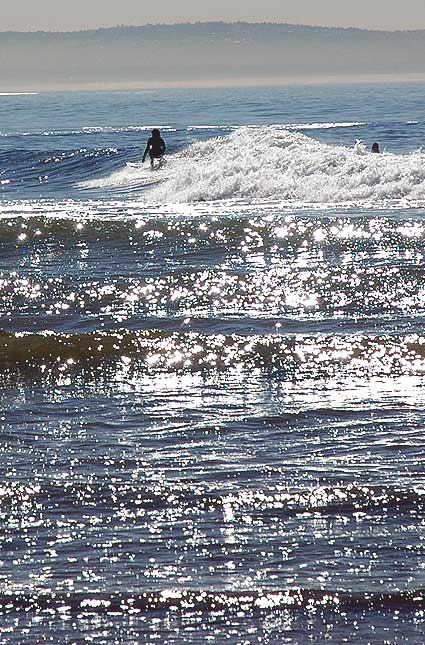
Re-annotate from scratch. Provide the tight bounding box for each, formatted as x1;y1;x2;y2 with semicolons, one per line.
142;128;166;168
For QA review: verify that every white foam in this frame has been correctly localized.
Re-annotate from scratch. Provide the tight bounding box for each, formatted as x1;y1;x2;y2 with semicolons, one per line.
83;126;425;205
79;161;163;190
0;92;38;96
187;122;365;132
286;121;366;130
149;127;425;204
188;125;233;131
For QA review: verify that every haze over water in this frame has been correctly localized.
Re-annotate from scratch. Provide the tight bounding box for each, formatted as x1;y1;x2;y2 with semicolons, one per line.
1;84;425;643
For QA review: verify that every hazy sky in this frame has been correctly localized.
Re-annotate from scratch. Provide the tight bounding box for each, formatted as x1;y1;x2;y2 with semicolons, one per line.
3;0;425;32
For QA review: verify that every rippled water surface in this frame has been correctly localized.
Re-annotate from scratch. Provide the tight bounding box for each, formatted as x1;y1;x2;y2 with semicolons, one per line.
1;84;425;643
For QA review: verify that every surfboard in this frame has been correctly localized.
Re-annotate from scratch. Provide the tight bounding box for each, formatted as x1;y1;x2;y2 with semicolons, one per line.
152;158;166;170
126;159;165;170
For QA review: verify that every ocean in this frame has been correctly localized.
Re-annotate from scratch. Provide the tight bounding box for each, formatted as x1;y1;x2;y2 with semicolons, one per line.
1;83;425;643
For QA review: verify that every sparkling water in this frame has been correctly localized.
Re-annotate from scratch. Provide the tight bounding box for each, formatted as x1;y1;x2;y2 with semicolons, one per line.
1;84;425;643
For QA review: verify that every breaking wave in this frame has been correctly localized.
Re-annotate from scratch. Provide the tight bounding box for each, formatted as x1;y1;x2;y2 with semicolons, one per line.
83;127;425;204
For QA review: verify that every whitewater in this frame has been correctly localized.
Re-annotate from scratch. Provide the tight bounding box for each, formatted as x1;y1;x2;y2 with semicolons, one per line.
1;84;425;644
82;126;425;205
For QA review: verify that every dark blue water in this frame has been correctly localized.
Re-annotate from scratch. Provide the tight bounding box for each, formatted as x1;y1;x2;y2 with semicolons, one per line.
1;84;425;643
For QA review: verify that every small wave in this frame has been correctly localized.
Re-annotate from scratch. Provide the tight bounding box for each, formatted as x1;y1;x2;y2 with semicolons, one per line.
0;92;37;96
223;485;425;515
3;478;422;517
287;121;366;130
186;122;365;132
3;330;425;378
0;589;422;615
187;125;234;131
0;125;177;138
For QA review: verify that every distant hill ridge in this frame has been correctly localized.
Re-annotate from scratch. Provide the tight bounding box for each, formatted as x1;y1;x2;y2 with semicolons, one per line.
2;21;425;35
1;22;425;91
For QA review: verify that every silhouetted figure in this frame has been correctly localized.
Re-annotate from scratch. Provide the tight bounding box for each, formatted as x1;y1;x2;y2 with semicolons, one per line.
371;142;380;153
142;128;166;168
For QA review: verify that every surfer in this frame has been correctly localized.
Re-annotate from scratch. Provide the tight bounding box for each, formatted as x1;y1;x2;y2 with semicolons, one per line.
142;128;166;168
371;142;380;153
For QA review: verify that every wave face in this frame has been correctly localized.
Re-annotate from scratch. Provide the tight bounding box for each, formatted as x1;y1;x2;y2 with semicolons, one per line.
2;85;425;644
0;146;125;196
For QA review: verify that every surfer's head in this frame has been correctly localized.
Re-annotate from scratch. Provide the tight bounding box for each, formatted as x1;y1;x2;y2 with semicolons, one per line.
152;128;161;137
371;142;380;153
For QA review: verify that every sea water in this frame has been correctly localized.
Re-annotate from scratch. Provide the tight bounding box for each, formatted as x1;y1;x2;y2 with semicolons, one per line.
0;84;425;643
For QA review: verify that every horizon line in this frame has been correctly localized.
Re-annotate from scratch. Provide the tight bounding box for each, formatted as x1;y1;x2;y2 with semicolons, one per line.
1;20;425;36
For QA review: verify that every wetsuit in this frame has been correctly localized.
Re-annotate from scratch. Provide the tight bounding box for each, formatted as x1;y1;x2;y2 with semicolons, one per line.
143;136;166;164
